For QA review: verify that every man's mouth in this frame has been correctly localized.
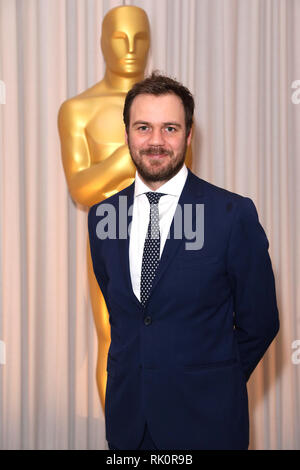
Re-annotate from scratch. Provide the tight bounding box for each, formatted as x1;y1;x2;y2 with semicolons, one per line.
141;148;171;159
147;153;167;158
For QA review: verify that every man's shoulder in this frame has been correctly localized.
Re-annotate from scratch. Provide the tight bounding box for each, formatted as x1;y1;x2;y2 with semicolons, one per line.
188;170;258;223
189;170;245;203
89;171;255;219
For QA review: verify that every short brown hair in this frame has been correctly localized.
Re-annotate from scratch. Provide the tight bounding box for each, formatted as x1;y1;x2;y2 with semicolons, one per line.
123;71;194;135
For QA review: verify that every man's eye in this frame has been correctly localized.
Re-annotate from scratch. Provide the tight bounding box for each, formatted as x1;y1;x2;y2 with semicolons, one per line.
165;126;176;133
138;126;149;131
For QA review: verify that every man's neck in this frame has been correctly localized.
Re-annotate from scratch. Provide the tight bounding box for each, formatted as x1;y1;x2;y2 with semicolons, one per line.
137;164;186;191
138;176;168;191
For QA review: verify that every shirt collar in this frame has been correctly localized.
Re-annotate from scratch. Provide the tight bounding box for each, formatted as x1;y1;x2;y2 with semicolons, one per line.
134;164;188;199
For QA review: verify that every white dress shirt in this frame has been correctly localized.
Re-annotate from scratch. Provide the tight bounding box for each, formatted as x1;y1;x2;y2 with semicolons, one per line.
129;164;188;302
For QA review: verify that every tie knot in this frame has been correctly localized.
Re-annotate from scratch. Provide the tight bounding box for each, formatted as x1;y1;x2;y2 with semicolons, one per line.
145;192;166;205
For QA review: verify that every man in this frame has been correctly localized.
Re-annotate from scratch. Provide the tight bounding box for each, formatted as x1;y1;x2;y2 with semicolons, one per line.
88;72;279;450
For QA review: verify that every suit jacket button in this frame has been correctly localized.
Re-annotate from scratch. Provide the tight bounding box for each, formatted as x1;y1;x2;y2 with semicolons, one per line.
144;316;152;326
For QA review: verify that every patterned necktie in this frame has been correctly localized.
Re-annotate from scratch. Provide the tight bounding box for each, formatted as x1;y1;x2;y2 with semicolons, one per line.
140;192;166;306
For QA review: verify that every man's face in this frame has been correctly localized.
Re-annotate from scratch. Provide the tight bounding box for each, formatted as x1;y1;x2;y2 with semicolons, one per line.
125;93;192;187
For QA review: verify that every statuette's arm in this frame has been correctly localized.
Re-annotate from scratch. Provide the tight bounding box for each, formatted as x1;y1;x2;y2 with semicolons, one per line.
58;101;135;207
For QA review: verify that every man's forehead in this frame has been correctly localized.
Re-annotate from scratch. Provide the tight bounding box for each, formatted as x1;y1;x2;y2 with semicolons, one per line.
130;93;185;117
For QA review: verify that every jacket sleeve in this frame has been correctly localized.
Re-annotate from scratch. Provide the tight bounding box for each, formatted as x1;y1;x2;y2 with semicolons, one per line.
227;197;279;382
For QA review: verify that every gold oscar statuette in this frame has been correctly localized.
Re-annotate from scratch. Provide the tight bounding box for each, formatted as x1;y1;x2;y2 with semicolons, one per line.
58;5;192;412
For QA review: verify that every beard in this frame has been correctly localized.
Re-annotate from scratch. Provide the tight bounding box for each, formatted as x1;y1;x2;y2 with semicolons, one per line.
127;140;188;183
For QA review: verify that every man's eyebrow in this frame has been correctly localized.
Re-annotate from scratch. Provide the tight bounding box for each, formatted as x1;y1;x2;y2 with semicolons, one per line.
163;122;182;128
132;121;151;127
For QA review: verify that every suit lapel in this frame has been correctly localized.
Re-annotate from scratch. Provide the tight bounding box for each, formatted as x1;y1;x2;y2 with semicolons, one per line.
117;183;142;308
148;169;205;301
117;169;205;308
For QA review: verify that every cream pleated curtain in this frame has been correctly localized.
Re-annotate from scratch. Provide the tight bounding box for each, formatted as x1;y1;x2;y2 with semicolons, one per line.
0;0;299;450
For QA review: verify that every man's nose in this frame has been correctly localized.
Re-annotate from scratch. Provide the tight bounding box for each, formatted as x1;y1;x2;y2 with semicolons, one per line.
148;128;165;146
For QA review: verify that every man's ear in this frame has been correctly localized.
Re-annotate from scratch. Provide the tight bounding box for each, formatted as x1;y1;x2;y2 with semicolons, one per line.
125;130;128;145
187;126;193;146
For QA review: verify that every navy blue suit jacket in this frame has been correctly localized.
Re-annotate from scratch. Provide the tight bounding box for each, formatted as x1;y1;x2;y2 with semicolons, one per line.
88;169;279;450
